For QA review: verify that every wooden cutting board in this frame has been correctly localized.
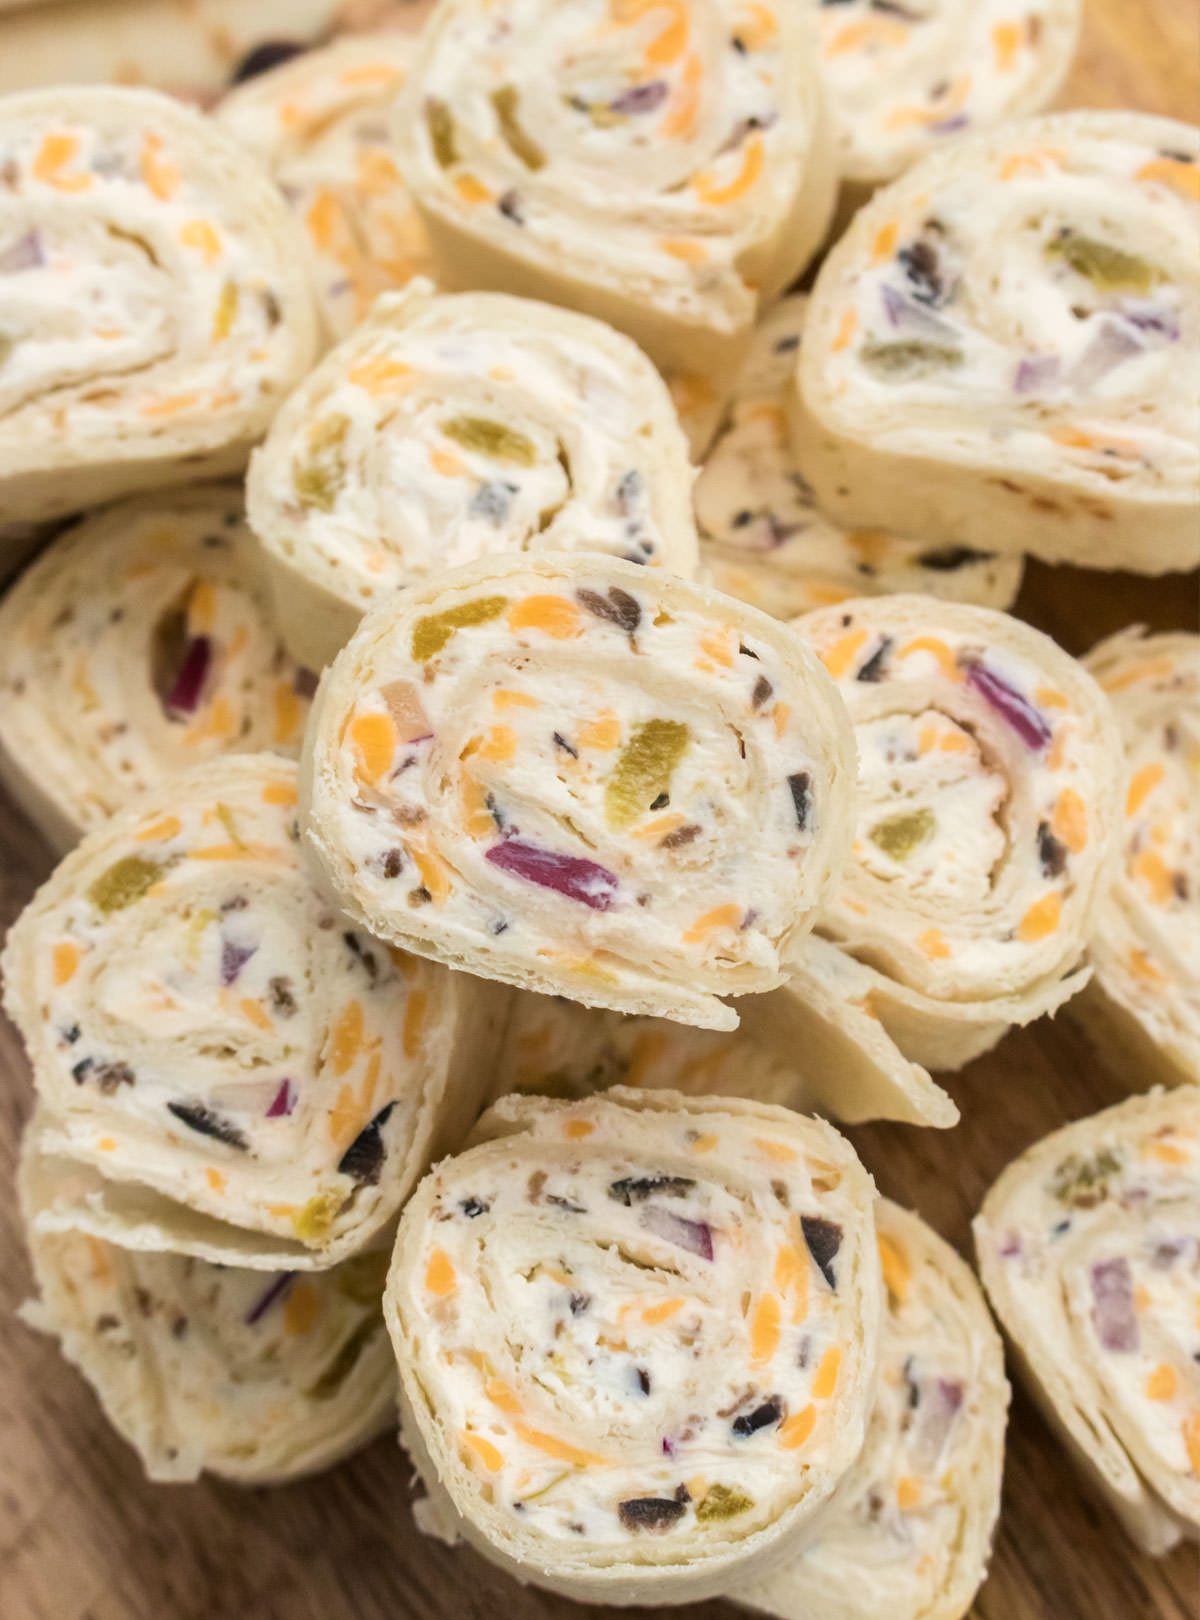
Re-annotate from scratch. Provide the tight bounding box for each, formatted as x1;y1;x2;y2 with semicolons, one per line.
0;3;1197;1616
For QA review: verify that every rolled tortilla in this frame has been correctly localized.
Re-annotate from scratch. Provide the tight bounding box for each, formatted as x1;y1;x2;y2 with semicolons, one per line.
0;86;319;528
975;1086;1200;1554
1075;630;1200;1087
0;1;432;101
804;0;1081;191
697;296;1024;619
301;552;857;1031
795;113;1200;572
247;282;700;669
0;483;315;854
394;0;837;388
386;1086;882;1605
792;595;1123;1069
218;35;433;344
496;978;957;1129
1;753;508;1269
19;1134;396;1485
745;1200;1009;1620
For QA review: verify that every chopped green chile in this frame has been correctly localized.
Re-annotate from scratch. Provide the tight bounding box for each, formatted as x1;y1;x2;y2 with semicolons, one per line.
332;1250;391;1306
860;339;964;378
304;1317;378;1400
216;801;246;849
426;98;459;169
869;806;936;861
293;413;350;512
605;719;690;830
411;595;508;661
1045;233;1160;293
491;86;546;171
87;854;170;914
440;415;538;466
293;1192;343;1241
696;1483;755;1522
1052;1147;1124;1207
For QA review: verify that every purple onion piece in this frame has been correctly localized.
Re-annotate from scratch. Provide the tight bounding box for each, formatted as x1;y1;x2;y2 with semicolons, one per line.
0;230;45;273
933;114;969;135
244;1270;295;1325
219;938;257;987
1069;319;1144;391
879;283;958;340
965;661;1052;751
485;839;619;911
266;1078;297;1118
910;1377;965;1471
1119;302;1181;342
1091;1257;1139;1352
1014;355;1061;394
166;634;213;715
609;80;668;115
640;1204;714;1260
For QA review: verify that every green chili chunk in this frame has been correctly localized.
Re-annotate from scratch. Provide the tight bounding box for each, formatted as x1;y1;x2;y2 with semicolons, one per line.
88;855;169;914
293;1192;343;1242
491;86;546;170
305;1318;378;1400
426;99;459;169
411;595;508;661
293;413;350;512
869;807;936;861
1052;1147;1123;1207
441;415;538;466
860;340;964;378
334;1250;391;1305
605;719;690;830
1045;234;1159;293
695;1484;755;1522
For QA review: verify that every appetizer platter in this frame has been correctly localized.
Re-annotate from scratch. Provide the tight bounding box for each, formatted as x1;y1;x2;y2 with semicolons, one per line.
0;1;1195;1619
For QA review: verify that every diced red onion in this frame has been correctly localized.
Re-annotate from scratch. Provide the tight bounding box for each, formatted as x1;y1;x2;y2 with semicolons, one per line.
1014;355;1061;394
609;80;668;115
911;1376;965;1471
1119;303;1181;342
640;1204;714;1260
880;283;958;340
1091;1257;1139;1352
244;1270;294;1325
0;231;44;273
486;839;619;911
966;661;1052;750
1069;320;1144;391
219;938;257;986
166;634;213;715
266;1078;297;1118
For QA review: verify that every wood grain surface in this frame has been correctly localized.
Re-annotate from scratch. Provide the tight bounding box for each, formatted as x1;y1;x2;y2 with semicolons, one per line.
1;3;1199;1618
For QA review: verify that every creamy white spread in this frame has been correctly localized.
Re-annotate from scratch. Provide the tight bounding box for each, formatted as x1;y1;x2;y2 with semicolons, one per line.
800;597;1118;1001
818;120;1200;495
808;0;1079;182
5;755;454;1258
391;1092;879;1561
696;295;1022;616
250;286;698;613
0;486;312;834
311;555;853;1019
219;36;432;340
